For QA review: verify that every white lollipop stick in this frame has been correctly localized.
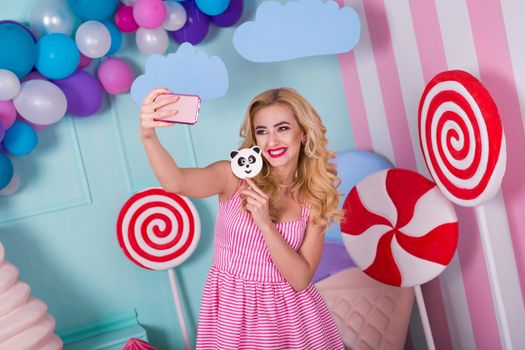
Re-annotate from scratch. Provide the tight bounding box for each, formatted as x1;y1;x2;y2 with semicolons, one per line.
476;205;517;350
415;285;435;350
168;269;192;350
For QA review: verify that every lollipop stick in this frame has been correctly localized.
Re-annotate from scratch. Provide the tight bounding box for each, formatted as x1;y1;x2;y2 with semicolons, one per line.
415;285;435;350
168;269;192;350
475;204;516;349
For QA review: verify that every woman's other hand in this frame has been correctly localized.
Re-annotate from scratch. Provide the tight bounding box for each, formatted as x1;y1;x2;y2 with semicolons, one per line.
240;178;273;231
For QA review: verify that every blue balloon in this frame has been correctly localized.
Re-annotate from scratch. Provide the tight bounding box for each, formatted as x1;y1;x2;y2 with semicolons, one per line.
103;21;122;56
0;152;13;189
36;33;80;79
325;150;394;242
195;0;230;16
0;22;37;79
2;121;38;156
67;0;119;21
0;121;4;143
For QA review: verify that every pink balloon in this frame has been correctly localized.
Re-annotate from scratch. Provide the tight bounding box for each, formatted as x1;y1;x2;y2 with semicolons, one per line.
0;100;16;129
21;71;47;83
115;5;139;33
133;0;167;29
97;58;134;94
78;53;92;69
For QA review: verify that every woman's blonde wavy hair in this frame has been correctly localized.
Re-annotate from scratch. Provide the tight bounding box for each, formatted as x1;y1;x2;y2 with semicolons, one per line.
239;87;343;227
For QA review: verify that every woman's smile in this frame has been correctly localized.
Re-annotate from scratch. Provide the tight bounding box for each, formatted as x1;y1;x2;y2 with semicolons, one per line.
267;147;288;158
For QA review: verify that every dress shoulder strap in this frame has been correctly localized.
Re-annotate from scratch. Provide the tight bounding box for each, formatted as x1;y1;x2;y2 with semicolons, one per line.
300;203;311;220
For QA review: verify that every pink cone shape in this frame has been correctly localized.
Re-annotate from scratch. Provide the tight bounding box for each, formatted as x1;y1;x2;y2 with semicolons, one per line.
123;338;157;350
0;242;63;350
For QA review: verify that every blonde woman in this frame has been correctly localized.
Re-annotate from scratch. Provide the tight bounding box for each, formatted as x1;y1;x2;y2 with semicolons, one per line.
140;87;344;349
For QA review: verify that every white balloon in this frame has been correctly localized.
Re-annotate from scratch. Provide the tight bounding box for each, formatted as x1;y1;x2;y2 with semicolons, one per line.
29;0;75;38
75;20;111;59
0;173;20;196
136;27;169;55
163;1;187;31
0;69;21;101
13;80;67;125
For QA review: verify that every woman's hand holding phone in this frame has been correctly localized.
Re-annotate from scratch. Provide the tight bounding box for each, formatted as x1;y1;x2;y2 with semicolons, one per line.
139;88;180;139
139;88;201;140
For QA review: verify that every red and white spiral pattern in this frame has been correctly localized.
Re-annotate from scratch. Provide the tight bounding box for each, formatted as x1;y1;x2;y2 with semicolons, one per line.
341;169;458;287
418;70;506;206
116;188;200;271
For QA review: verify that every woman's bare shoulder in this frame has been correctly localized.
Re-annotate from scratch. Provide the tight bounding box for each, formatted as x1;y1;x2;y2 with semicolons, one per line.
213;160;241;202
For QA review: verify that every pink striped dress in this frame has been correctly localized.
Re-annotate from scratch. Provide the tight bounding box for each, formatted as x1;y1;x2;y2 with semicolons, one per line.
196;191;344;349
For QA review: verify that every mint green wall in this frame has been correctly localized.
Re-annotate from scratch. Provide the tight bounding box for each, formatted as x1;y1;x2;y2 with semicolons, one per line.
0;1;354;348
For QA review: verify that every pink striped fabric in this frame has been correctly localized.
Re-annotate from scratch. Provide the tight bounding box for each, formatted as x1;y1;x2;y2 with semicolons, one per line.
363;0;417;169
196;191;344;349
337;50;373;150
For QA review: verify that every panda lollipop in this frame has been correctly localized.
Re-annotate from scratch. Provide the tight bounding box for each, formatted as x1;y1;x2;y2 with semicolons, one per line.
230;146;263;179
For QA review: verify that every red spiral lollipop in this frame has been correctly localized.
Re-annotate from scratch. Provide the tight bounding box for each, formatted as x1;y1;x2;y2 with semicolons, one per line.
116;188;200;271
418;70;506;206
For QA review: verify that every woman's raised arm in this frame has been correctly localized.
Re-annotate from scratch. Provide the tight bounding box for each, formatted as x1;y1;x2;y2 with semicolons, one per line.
139;88;233;198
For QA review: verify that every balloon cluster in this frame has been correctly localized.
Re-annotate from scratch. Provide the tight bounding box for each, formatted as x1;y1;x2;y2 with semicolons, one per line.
0;0;243;195
118;0;243;54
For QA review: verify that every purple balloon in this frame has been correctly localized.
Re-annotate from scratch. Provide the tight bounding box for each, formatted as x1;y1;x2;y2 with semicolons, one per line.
170;1;210;45
21;71;48;83
53;69;104;117
210;0;243;27
312;241;356;283
0;121;4;143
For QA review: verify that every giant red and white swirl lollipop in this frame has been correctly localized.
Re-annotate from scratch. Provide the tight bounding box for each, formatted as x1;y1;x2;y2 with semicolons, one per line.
341;169;458;287
116;187;199;350
418;70;506;206
117;187;200;270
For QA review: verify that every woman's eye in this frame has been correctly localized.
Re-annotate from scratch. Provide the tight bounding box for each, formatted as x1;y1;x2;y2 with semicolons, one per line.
278;126;289;131
255;129;267;135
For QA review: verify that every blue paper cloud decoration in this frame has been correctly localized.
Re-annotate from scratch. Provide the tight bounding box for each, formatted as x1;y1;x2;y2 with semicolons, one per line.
131;42;229;104
233;0;361;62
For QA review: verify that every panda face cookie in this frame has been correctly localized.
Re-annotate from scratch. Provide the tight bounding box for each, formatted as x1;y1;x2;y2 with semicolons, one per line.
230;146;263;179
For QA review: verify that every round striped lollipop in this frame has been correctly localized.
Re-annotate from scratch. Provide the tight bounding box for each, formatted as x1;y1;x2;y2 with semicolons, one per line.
116;187;200;270
419;70;506;206
341;169;458;287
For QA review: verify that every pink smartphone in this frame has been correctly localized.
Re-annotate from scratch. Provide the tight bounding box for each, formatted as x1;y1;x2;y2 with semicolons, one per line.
154;93;201;124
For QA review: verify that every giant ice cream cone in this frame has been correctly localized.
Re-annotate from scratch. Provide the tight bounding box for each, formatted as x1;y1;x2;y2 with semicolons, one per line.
0;242;63;350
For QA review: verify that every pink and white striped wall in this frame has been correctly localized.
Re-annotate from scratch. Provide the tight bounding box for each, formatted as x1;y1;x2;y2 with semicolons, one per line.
335;0;525;349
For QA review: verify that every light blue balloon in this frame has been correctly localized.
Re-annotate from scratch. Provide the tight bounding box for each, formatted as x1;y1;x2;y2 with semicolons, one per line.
325;150;394;242
0;22;37;79
2;121;38;156
195;0;230;16
103;21;122;56
67;0;119;21
36;33;80;79
0;152;13;189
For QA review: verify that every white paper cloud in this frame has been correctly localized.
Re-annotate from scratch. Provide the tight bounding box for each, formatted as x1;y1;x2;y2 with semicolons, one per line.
233;0;360;62
131;43;229;104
